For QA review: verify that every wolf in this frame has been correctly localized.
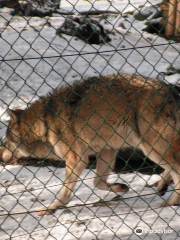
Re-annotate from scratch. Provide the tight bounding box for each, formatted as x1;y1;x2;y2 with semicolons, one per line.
2;74;180;216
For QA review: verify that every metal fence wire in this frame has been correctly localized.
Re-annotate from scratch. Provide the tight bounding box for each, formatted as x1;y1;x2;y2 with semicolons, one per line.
1;0;180;239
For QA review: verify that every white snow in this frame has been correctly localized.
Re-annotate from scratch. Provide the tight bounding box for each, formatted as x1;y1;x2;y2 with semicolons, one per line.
164;73;180;86
0;165;179;240
0;0;180;239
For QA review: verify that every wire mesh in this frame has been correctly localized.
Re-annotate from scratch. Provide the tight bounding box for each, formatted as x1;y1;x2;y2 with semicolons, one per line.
0;0;180;239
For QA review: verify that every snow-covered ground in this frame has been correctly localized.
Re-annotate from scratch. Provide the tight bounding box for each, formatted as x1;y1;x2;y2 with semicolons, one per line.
1;0;180;239
0;166;179;240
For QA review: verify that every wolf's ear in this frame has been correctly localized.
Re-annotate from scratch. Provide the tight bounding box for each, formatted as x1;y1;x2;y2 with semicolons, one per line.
7;109;23;123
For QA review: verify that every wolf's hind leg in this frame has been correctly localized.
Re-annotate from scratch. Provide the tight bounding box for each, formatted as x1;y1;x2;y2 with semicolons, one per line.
141;142;180;206
156;171;171;196
93;149;128;192
146;170;172;196
160;163;180;207
38;151;88;216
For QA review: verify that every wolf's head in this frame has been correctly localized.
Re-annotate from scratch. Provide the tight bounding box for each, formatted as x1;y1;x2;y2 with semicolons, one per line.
2;109;57;163
2;109;30;162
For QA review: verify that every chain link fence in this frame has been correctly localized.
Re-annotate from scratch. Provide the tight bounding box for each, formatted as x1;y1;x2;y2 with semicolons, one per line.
1;0;180;239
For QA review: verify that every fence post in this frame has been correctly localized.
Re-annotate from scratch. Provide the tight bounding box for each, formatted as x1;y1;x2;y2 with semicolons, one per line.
175;0;180;38
165;0;177;38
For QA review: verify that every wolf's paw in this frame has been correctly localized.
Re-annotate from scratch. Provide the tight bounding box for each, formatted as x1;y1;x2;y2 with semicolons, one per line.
161;199;179;207
157;183;169;196
38;207;56;216
111;183;129;193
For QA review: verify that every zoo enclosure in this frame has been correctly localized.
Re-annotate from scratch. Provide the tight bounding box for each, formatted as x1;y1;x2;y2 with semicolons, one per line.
0;0;180;239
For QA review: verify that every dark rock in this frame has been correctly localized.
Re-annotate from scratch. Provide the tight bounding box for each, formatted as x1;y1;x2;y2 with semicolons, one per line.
143;18;165;35
133;5;159;21
88;148;164;175
114;148;164;175
56;16;111;44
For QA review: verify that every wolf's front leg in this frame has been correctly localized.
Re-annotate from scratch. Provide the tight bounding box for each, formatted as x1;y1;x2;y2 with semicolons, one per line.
94;149;129;192
38;151;87;216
